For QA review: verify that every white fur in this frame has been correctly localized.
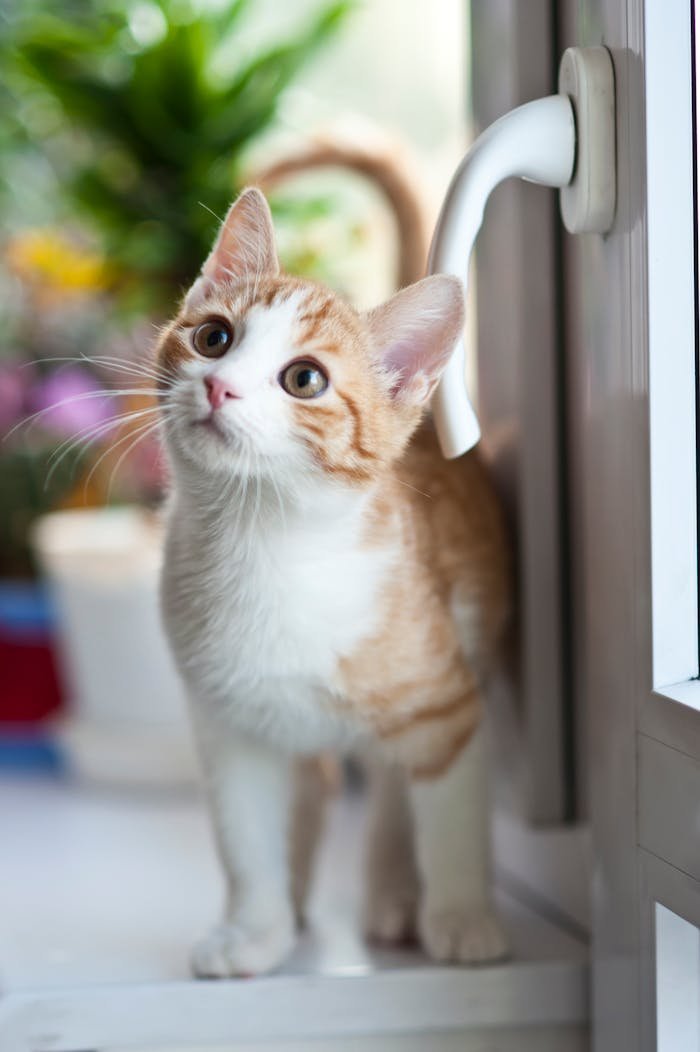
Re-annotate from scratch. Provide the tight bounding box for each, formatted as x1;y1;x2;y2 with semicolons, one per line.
364;760;420;943
162;293;400;974
408;726;508;962
167;293;316;473
189;730;295;977
161;285;502;975
163;293;397;752
163;481;393;752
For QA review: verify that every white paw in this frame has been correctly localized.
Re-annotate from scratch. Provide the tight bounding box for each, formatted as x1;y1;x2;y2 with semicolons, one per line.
419;905;509;964
365;893;417;945
191;914;295;978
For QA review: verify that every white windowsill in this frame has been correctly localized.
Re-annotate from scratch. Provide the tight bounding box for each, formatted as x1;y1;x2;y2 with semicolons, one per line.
0;775;587;1049
655;679;700;713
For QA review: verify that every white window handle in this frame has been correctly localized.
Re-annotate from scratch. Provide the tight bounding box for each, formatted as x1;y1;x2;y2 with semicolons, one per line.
429;46;616;459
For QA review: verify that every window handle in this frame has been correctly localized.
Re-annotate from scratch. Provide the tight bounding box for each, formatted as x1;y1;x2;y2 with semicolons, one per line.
430;46;616;459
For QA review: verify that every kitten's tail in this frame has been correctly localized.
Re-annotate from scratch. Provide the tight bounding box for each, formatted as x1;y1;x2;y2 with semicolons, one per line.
249;133;431;290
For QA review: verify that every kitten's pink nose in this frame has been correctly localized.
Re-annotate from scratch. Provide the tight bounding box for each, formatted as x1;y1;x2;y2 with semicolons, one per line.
204;374;240;410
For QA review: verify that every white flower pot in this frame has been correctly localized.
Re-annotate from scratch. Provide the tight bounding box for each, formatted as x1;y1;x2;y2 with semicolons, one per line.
32;506;197;786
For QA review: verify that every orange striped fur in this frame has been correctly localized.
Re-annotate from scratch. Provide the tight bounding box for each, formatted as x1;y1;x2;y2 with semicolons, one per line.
157;188;513;974
157;271;511;779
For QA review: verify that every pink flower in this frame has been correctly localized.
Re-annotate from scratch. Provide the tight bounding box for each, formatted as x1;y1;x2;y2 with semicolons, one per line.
29;367;115;438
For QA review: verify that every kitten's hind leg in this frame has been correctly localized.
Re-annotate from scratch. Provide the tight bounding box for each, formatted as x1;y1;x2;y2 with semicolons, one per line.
408;723;509;964
290;755;338;927
364;759;420;945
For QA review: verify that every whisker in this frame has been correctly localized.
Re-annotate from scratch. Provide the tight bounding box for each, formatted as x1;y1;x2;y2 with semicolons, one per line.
3;387;164;443
83;415;165;499
252;450;262;527
17;353;175;388
198;201;227;226
269;470;288;537
73;352;174;388
47;404;165;465
106;418;165;499
44;406;168;491
86;353;176;387
236;445;252;549
395;477;432;500
89;359;173;387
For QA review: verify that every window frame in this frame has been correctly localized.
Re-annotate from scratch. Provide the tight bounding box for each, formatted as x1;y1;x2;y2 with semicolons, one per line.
646;0;700;706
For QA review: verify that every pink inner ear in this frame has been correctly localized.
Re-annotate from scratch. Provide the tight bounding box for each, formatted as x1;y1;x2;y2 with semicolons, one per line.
365;275;465;406
384;339;418;375
383;330;455;397
201;189;279;288
383;339;423;395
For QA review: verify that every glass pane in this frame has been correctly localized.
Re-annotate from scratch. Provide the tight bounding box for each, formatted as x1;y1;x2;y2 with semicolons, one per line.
655;903;700;1051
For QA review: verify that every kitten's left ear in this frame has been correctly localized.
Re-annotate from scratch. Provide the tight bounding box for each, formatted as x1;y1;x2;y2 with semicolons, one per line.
185;187;279;309
365;275;465;406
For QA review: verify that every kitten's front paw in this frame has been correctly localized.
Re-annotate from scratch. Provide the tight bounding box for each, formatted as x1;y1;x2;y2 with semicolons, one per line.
419;905;509;964
191;914;295;978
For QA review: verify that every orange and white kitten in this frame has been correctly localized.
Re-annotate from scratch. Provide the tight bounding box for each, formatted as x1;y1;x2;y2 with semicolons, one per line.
157;188;511;977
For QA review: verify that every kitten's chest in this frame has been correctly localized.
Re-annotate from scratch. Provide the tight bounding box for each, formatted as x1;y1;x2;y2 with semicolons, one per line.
163;509;393;690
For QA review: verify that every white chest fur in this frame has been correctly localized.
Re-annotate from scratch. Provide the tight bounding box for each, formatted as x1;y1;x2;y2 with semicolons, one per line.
161;485;394;751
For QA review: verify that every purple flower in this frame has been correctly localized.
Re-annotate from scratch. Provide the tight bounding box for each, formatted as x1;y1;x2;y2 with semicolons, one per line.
29;366;115;438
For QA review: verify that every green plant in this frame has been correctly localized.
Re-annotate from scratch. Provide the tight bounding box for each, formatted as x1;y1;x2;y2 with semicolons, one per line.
4;0;352;311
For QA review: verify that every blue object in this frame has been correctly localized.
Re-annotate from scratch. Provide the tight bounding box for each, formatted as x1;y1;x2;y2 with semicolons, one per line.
0;732;65;774
0;580;55;636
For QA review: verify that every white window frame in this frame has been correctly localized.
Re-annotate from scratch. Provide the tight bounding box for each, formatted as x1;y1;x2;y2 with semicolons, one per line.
647;0;700;704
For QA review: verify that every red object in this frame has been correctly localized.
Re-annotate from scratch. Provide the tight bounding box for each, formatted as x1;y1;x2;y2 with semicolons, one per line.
0;631;63;723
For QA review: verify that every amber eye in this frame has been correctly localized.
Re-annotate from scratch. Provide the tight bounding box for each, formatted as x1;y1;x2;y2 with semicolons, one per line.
279;360;329;399
193;320;233;358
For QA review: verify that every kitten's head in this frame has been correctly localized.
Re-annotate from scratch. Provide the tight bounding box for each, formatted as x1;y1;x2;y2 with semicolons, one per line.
156;188;463;491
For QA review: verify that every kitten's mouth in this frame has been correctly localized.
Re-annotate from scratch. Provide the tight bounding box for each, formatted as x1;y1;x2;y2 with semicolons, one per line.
191;414;230;442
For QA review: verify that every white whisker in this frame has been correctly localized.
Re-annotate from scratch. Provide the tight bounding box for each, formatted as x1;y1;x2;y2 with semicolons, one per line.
252;452;262;532
47;405;164;466
4;387;163;443
19;354;175;388
198;201;227;226
395;477;432;500
86;355;175;387
269;470;288;537
83;415;165;499
106;418;165;499
44;406;165;490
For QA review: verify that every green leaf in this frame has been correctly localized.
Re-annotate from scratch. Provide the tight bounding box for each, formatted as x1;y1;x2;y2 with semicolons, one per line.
2;0;355;308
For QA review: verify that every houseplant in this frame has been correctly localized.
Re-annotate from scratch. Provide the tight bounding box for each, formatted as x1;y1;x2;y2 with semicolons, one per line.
0;0;354;758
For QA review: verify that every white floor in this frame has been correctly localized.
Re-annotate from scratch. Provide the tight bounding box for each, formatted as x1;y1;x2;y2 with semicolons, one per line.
0;774;588;1050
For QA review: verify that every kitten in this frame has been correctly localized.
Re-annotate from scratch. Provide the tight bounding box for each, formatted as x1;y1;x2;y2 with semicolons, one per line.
156;188;511;977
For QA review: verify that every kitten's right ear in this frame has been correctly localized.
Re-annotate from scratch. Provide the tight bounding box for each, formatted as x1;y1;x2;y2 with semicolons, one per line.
365;275;465;407
184;187;279;309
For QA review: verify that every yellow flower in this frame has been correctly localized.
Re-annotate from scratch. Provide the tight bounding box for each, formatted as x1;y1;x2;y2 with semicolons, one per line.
6;228;112;302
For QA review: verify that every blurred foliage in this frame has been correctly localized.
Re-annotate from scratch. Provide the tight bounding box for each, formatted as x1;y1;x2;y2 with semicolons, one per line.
0;0;361;576
0;449;85;578
0;287;166;575
1;0;353;312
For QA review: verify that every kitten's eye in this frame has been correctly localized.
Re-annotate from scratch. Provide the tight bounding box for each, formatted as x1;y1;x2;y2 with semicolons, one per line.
193;320;233;358
279;360;329;399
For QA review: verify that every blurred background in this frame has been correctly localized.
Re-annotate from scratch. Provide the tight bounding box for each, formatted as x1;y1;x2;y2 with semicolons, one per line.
0;0;469;779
